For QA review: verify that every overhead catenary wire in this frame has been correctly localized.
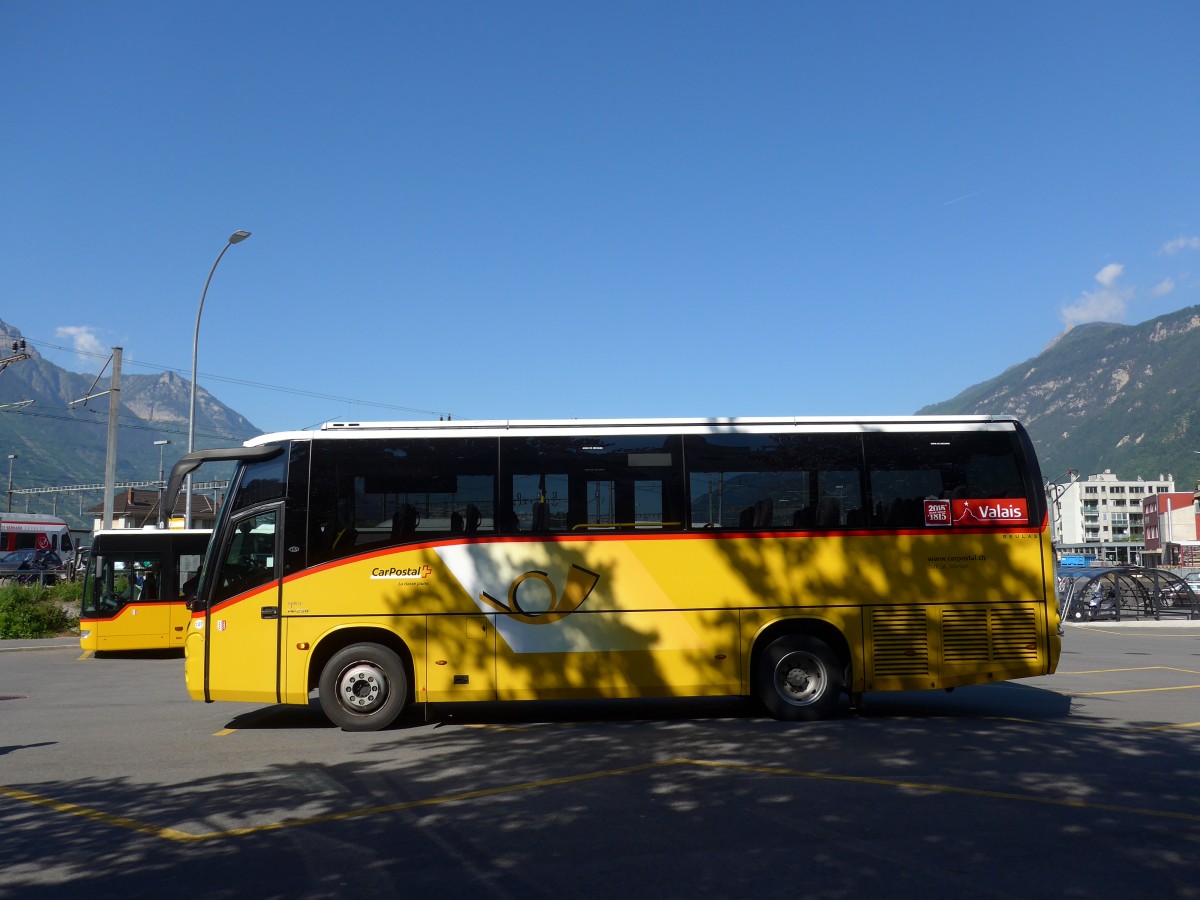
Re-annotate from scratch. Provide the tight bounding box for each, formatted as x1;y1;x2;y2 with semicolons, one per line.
24;338;457;420
0;403;242;445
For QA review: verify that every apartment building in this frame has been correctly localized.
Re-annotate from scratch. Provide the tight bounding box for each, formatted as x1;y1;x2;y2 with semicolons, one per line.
1048;469;1175;565
1142;490;1200;566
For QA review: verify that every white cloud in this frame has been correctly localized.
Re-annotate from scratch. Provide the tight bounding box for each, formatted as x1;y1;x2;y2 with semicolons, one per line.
1152;277;1175;297
55;326;107;369
1095;262;1124;287
1161;235;1200;255
1060;263;1133;327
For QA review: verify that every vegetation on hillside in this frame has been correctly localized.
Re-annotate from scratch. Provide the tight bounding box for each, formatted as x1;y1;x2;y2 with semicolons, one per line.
919;306;1200;486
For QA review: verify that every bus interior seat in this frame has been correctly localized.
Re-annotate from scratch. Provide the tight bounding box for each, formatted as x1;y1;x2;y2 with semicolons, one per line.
792;506;815;528
465;504;482;533
816;497;841;527
391;505;420;539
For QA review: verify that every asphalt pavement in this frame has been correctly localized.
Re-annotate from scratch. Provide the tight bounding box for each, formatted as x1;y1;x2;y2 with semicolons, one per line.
2;623;1199;899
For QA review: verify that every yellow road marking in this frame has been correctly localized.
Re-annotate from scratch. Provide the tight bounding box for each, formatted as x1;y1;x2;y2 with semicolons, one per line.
989;714;1200;733
0;784;197;842
1071;684;1200;697
1058;666;1200;676
212;729;237;736
1130;721;1200;732
6;755;1200;844
682;760;1200;823
77;650;92;661
1077;627;1200;638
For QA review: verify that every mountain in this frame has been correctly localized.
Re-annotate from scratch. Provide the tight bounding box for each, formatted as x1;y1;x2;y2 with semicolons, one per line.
0;319;261;527
918;305;1200;489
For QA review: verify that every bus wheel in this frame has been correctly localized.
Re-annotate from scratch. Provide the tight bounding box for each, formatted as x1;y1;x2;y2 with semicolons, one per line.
318;643;408;731
755;634;842;721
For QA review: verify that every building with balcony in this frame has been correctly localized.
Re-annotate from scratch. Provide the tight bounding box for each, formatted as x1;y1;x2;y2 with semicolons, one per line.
1048;469;1175;565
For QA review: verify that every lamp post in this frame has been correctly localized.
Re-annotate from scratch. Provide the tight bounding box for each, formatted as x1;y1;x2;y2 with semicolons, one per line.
187;230;251;528
154;439;171;526
6;453;15;513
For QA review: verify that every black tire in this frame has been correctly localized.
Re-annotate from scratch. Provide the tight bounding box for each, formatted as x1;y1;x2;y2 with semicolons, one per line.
318;642;408;731
754;634;843;721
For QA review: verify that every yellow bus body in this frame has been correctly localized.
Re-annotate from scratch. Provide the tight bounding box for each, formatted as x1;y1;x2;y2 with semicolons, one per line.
79;529;211;654
81;601;192;653
184;524;1059;706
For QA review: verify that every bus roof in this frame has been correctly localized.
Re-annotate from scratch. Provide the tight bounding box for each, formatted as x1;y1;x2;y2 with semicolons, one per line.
90;528;213;539
244;414;1024;446
0;512;70;525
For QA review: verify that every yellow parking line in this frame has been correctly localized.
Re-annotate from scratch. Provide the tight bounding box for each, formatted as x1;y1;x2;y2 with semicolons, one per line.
683;759;1200;823
1131;721;1200;732
213;729;237;736
1;761;673;843
6;755;1200;844
981;714;1200;734
77;650;92;661
1071;684;1200;697
1058;666;1200;676
1078;627;1200;638
0;784;197;842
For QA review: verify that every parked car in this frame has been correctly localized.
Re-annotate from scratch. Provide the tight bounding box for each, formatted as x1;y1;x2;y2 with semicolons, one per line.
1185;572;1200;595
0;548;65;584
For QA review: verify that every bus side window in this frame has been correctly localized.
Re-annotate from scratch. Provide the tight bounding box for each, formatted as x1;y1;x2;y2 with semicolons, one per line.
308;437;498;561
863;431;1030;528
500;435;683;533
683;433;863;530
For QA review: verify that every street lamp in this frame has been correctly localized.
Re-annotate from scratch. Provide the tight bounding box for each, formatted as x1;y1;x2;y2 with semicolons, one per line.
154;439;171;525
6;453;15;513
154;439;172;484
186;230;251;528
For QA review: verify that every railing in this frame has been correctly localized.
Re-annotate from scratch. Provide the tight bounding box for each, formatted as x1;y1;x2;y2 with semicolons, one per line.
0;567;67;588
1060;567;1200;622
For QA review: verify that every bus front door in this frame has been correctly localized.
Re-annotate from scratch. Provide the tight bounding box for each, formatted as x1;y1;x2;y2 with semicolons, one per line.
202;506;283;704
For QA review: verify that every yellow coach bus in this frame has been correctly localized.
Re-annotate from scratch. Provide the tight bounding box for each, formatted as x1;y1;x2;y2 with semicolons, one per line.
163;415;1060;731
79;528;210;652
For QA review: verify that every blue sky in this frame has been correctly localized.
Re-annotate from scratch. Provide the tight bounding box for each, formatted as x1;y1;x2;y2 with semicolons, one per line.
3;2;1199;436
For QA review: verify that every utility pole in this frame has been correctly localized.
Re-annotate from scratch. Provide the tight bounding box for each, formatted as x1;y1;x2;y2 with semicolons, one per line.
102;348;122;529
6;454;16;513
0;339;31;374
70;348;123;530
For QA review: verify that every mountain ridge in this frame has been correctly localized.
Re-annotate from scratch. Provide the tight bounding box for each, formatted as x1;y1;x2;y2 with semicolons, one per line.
0;319;260;527
918;305;1200;487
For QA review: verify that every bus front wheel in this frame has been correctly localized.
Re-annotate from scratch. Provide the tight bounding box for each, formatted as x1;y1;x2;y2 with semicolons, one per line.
318;643;408;731
755;634;842;721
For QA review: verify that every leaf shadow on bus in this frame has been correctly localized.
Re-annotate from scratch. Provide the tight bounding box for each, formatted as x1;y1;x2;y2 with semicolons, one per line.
241;522;1073;731
705;522;1068;718
396;536;689;721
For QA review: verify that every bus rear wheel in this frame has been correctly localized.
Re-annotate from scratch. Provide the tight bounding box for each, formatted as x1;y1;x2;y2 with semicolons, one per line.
318;643;408;731
755;634;842;721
